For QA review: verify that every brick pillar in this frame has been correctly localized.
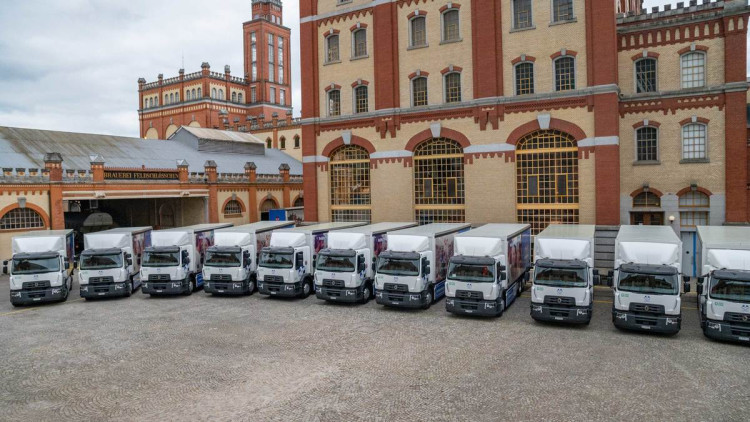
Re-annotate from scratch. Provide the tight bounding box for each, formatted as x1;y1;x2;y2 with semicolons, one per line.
373;1;399;110
44;153;65;230
279;163;291;208
300;16;319;222
471;0;503;98
245;162;259;222
205;160;219;223
90;155;105;182
177;159;189;183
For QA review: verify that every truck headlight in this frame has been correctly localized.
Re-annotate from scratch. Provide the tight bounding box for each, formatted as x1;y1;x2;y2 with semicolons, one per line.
707;321;721;331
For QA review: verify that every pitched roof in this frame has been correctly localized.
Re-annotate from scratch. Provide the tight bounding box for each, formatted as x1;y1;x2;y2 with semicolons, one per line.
172;126;264;144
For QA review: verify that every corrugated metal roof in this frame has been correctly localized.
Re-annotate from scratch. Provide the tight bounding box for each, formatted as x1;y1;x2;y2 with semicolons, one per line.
0;126;301;175
173;126;264;144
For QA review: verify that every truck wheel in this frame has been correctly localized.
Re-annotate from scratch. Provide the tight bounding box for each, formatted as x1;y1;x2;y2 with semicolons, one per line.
496;298;504;317
517;279;524;294
360;283;372;304
301;280;312;298
60;283;69;302
422;288;433;310
125;278;133;297
246;277;256;295
184;278;194;296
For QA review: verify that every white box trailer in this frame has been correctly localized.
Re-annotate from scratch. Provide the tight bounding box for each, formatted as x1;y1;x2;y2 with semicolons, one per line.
529;224;597;324
4;230;75;306
202;221;295;296
257;222;367;298
696;226;750;343
445;224;531;317
79;227;152;299
314;222;417;303
140;223;233;296
374;223;471;309
611;225;689;335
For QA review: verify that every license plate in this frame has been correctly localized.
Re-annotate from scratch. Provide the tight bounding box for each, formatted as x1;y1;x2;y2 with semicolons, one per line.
465;310;473;313
739;337;749;341
156;290;163;293
641;326;651;330
555;317;563;320
98;293;105;296
218;290;224;293
270;292;277;295
33;298;41;301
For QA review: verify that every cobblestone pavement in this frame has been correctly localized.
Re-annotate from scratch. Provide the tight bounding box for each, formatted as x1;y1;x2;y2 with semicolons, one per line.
0;276;748;422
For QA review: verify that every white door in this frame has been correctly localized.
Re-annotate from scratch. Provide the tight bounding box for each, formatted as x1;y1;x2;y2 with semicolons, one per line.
681;231;697;277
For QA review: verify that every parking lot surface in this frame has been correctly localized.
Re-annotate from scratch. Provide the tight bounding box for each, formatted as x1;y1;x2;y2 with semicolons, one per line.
0;276;748;422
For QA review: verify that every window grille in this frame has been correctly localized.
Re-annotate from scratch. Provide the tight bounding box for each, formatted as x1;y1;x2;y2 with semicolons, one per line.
260;199;276;213
680;211;709;227
552;0;574;22
635;58;657;93
330;145;371;223
412;77;428;106
223;200;242;215
353;29;367;57
327;35;340;62
413;138;465;224
328;90;341;116
443;10;459;41
681;52;705;88
355;86;368;113
682;123;707;160
444;73;461;103
636;127;658;161
513;0;532;29
515;62;534;95
411;17;426;47
0;208;44;230
679;191;710;208
554;57;575;91
633;192;660;208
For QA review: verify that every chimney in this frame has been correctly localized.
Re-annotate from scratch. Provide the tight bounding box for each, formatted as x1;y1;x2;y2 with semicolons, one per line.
204;160;218;183
245;162;257;182
44;152;64;182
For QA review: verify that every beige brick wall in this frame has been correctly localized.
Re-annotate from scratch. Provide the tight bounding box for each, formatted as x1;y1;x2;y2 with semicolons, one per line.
464;156;516;224
276;127;303;162
316;0;371;17
0;192;50;261
217;190;250;225
370;161;414;222
578;154;596;224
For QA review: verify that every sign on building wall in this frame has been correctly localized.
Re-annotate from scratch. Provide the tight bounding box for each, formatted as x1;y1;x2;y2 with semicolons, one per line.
104;170;179;181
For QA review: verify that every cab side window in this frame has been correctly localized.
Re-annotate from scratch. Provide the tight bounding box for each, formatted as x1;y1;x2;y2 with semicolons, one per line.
357;255;365;272
295;252;304;269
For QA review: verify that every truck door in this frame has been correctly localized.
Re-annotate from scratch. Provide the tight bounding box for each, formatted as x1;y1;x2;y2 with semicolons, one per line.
356;254;366;282
295;251;304;282
681;231;697;277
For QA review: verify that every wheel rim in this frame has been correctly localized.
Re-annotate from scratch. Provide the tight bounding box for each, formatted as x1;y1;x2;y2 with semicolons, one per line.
190;280;194;291
303;282;310;295
363;286;370;300
249;280;255;291
426;292;432;304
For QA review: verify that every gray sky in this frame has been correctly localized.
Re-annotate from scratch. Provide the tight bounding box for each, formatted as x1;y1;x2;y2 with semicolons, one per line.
0;1;745;138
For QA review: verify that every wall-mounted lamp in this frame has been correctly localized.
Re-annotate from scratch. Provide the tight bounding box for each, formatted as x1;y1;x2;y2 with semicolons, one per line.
669;215;676;223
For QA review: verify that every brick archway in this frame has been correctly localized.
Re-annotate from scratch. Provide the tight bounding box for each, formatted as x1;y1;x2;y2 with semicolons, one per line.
676;186;713;197
321;135;376;157
507;118;587;145
221;196;247;213
405;127;471;152
630;187;664;198
260;195;280;212
0;203;51;229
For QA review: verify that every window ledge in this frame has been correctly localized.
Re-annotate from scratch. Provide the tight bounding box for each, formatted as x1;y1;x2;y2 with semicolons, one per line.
323;60;341;66
510;25;536;33
633;160;661;166
407;43;429;51
680;158;710;164
549;18;577;27
439;38;463;45
350;54;369;61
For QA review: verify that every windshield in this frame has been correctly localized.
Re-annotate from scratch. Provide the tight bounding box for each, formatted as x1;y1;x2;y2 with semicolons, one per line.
259;251;293;268
11;257;60;275
142;251;180;267
316;254;355;272
80;253;123;270
377;257;419;276
448;262;494;283
204;251;242;268
709;277;750;302
535;267;587;288
618;271;678;295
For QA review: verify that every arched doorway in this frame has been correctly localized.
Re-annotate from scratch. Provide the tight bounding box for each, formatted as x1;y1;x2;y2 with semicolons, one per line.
158;204;175;229
516;130;578;234
413;137;465;224
259;197;278;221
329;145;371;222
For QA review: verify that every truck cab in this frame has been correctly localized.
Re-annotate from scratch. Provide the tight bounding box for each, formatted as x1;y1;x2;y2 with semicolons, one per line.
445;256;508;316
79;248;135;298
375;249;435;308
698;269;750;342
531;259;596;323
257;243;311;297
315;247;370;302
141;244;195;295
203;246;254;295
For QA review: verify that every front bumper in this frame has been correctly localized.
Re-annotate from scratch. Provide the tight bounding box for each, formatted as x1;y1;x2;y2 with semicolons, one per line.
80;282;129;298
142;279;188;295
704;319;750;343
10;287;64;305
204;280;249;295
531;303;592;324
258;280;302;297
375;289;428;308
446;297;501;316
612;309;681;334
316;285;364;303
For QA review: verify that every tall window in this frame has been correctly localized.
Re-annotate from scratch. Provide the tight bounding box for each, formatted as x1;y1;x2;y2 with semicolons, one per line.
280;137;286;149
326;34;340;63
414;138;465;223
232;92;237;102
352;29;367;58
410;16;427;47
251;87;256;103
635;127;658;162
268;34;275;83
218;89;224;100
515;62;534;95
279;89;285;106
294;135;300;148
513;0;532;29
682;123;707;160
412;77;428;106
266;138;272;148
442;9;459;41
238;93;243;103
552;0;574;22
278;36;284;84
149;98;154;108
354;85;368;113
444;72;461;103
681;52;705;88
223;200;242;216
212;88;217;99
197;88;201;98
0;208;45;230
251;32;257;81
679;191;710;227
186;90;191;101
330;145;372;223
270;87;276;104
175;92;179;102
635;58;657;93
554;57;575;91
328;89;341;116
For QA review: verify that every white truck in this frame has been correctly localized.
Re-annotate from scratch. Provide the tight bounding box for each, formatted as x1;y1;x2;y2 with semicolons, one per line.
257;222;367;298
445;224;531;317
375;223;471;309
202;221;295;296
610;225;690;335
79;227;152;299
314;222;417;304
141;223;232;296
3;230;76;306
530;224;598;324
696;226;750;343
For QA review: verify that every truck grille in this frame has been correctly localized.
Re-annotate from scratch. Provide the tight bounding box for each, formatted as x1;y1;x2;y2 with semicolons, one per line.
22;280;50;290
148;274;170;281
322;279;344;288
630;303;665;315
725;312;750;324
544;296;575;306
89;276;114;284
456;290;482;300
210;274;232;282
264;275;284;283
384;283;408;293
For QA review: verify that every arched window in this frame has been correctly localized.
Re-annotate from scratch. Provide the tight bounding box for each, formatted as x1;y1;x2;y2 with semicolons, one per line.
144;99;149;109
232;92;237;102
260;198;277;220
352;29;367;58
238;93;243;103
682;123;707;160
197;87;201;98
223;200;243;215
679;190;710;227
185;90;191;101
212;88;217;99
635;126;658;162
410;16;427;47
266;138;272;148
155;97;158;106
328;89;341;116
635;58;657;93
326;34;340;63
294;135;300;148
681;51;705;89
294;196;304;207
414;138;465;224
633;192;661;208
280;136;286;149
442;9;459;42
554;56;576;91
354;85;368;113
412;76;428;107
444;72;461;103
175;92;179;102
630;191;662;225
330;145;372;222
515;62;535;95
165;94;169;104
0;208;45;230
218;89;224;100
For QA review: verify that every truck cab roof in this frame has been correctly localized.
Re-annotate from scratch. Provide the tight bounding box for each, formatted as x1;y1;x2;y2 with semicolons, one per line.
13;229;74;238
619;263;678;275
536;258;588;269
158;223;233;233
90;227;151;235
334;222;418;236
712;269;750;282
81;248;123;256
11;252;60;259
456;223;529;239
216;221;295;235
278;222;368;234
388;223;472;237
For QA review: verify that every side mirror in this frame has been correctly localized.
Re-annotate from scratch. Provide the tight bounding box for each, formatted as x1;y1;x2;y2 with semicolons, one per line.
697;276;705;285
126;253;132;259
682;275;690;283
126;259;133;266
424;265;431;275
696;284;703;295
371;262;376;271
2;261;7;275
593;269;600;276
497;264;506;272
683;280;691;294
499;272;506;281
607;270;614;278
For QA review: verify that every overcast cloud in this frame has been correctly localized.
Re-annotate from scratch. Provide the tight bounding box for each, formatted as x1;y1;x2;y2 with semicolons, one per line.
0;0;745;138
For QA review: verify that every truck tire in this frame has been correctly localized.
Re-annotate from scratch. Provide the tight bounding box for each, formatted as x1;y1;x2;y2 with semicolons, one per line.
360;282;372;304
125;278;133;297
246;276;256;296
184;277;195;296
301;279;312;298
496;298;504;317
422;287;433;310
